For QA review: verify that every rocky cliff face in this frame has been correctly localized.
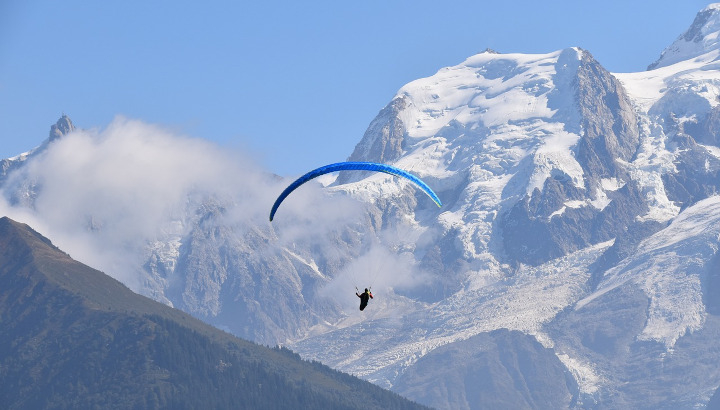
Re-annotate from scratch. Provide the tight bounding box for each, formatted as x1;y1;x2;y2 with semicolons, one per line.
500;50;650;265
1;115;75;209
346;96;408;165
1;114;74;181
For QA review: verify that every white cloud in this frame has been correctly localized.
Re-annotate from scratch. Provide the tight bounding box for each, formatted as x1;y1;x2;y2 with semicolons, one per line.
0;116;387;294
1;116;282;288
319;242;433;312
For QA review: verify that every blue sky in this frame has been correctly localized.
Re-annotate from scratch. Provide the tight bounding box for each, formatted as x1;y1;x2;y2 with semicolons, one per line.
0;1;712;176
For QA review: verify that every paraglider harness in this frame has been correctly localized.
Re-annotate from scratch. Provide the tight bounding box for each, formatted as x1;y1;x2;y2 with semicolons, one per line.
356;287;373;311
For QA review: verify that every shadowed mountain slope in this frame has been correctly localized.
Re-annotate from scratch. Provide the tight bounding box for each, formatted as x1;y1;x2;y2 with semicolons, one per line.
0;216;427;410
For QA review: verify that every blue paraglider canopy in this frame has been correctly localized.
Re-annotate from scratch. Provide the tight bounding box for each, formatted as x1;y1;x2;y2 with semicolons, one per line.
269;161;442;221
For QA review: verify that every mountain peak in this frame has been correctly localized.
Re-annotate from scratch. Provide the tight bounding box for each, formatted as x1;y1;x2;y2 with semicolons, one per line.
1;115;76;181
648;3;720;70
49;114;75;142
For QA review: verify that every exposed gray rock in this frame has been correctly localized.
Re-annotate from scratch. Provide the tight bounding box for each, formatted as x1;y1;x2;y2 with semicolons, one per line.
548;284;720;409
588;219;667;289
685;103;720;147
144;197;358;344
498;51;643;266
393;329;579;410
574;51;639;180
1;115;75;182
337;96;408;184
708;386;720;410
1;115;76;208
48;114;75;143
662;120;720;210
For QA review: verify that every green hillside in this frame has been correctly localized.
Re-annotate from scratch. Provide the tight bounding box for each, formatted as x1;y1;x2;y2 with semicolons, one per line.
0;216;429;410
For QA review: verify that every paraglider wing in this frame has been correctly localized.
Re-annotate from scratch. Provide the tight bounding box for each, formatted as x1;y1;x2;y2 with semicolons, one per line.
269;161;442;221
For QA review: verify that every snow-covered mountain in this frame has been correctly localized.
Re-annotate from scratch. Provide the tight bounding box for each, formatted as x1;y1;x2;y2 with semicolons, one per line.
4;3;720;409
649;3;720;70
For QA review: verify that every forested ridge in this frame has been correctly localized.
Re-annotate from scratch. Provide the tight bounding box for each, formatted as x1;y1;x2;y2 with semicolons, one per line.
0;217;428;410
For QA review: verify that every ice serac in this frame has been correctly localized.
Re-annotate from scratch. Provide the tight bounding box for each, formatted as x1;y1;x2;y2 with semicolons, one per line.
648;3;720;70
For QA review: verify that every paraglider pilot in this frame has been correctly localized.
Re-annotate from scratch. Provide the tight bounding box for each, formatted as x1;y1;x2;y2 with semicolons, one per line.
356;288;373;311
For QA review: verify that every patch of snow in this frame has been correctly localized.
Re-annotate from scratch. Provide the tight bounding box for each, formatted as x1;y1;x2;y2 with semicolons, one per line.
549;194;611;220
6;151;32;162
600;177;625;191
700;143;720;158
285;249;326;280
589;188;612;211
556;353;605;395
527;127;584;195
616;50;720;114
